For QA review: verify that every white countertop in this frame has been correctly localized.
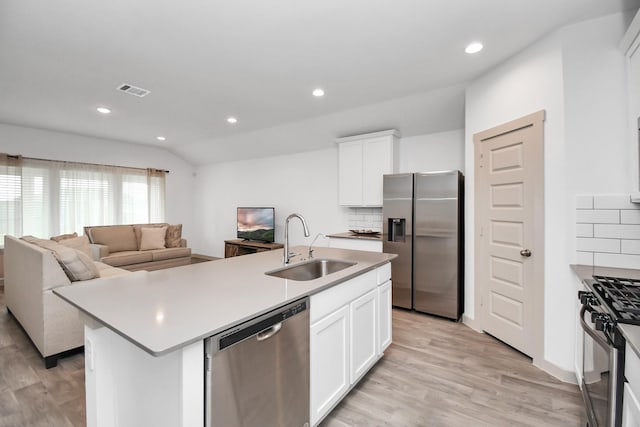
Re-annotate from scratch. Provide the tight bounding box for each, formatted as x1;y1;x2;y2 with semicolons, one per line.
54;246;395;356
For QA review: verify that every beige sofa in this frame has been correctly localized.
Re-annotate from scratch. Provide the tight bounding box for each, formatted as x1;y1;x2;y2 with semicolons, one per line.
84;223;191;271
4;235;130;368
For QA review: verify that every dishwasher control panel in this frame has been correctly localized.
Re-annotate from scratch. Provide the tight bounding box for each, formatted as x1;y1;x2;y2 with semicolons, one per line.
212;298;308;352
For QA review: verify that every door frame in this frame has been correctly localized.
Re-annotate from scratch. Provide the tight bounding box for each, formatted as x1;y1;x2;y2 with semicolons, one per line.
473;110;545;365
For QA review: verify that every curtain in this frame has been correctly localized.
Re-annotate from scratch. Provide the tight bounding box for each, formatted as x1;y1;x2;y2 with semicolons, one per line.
0;154;23;241
0;155;166;239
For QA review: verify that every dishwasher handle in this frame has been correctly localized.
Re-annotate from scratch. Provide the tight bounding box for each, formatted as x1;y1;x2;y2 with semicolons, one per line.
257;323;282;341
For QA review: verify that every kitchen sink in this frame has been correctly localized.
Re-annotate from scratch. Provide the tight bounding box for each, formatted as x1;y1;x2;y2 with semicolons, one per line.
265;258;356;281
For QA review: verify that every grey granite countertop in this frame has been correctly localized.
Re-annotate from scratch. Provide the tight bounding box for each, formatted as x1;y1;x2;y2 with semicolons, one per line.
54;246;395;357
571;264;640;357
327;231;382;241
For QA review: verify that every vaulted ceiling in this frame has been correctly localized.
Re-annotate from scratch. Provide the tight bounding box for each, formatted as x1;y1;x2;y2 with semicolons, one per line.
1;0;639;164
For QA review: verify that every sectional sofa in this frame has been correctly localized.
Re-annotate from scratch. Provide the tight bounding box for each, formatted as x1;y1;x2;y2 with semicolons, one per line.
4;235;130;367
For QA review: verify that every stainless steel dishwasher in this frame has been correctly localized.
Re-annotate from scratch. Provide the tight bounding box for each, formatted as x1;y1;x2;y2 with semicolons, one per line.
205;297;310;427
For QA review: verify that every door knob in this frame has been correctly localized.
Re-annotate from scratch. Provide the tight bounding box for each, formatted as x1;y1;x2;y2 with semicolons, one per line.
520;249;532;257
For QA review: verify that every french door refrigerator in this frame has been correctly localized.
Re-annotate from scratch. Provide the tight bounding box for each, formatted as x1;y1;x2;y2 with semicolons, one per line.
383;171;464;320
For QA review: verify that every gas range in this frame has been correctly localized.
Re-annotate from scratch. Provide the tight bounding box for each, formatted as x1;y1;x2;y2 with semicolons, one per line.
583;275;640;325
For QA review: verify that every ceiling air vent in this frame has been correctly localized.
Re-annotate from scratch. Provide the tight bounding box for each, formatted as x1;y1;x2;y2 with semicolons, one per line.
117;84;150;98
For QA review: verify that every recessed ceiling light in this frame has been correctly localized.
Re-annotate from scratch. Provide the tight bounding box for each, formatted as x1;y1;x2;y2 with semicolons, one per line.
96;107;111;114
465;42;483;54
227;117;238;124
156;136;166;141
312;88;325;97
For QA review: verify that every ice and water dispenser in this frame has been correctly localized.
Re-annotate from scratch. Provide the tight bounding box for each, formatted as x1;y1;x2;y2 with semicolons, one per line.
387;218;406;242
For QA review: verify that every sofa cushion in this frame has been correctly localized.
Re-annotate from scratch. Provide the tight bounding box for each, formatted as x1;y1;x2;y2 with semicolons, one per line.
149;247;191;261
100;250;153;267
21;236;100;282
57;235;92;258
50;232;78;242
140;227;167;251
133;224;167;249
165;224;183;248
95;262;130;278
91;225;137;252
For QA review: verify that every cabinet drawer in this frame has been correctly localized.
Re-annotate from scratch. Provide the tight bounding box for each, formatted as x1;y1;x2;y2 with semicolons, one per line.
376;263;391;285
310;270;377;323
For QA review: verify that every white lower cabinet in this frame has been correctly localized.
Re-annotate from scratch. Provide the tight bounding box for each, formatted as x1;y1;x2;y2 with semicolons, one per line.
624;382;640;427
377;280;392;355
310;262;392;426
310;305;349;427
349;289;378;384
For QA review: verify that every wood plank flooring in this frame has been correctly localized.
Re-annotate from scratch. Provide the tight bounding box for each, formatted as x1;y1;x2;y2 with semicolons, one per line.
0;285;586;426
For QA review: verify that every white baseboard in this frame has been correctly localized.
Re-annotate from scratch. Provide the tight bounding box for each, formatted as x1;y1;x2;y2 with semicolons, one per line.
533;358;578;384
462;313;481;332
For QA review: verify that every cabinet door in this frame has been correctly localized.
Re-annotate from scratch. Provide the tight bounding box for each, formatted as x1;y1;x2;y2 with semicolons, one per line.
310;305;349;426
349;289;378;384
624;382;640;427
377;280;392;355
362;137;393;206
338;141;363;206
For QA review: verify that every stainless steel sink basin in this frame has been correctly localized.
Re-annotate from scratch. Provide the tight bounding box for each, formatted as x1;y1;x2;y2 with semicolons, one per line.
266;258;356;281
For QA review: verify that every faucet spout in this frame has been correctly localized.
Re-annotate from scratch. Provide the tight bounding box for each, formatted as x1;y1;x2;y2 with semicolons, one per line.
284;213;310;265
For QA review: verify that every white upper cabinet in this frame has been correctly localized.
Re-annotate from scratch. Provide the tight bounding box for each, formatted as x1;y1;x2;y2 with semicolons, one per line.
621;9;640;200
337;130;399;206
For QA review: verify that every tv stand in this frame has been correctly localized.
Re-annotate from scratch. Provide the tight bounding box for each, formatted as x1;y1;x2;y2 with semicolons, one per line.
224;239;284;258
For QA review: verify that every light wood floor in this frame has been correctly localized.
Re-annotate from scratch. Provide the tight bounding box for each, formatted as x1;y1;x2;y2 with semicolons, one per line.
0;285;585;427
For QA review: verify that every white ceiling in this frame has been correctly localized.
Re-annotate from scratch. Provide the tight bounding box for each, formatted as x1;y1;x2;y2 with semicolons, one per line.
1;0;639;165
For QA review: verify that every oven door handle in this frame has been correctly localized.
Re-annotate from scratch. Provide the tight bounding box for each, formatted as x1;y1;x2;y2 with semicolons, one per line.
580;304;610;350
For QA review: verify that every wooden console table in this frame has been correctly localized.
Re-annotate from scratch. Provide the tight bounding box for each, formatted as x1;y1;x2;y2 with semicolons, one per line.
224;240;284;258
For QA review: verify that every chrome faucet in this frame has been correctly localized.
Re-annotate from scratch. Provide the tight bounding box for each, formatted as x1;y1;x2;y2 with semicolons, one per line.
284;213;310;264
308;233;325;259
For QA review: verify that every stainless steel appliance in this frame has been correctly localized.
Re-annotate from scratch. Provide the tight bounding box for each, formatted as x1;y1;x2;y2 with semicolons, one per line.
578;276;640;427
205;298;310;427
383;171;464;319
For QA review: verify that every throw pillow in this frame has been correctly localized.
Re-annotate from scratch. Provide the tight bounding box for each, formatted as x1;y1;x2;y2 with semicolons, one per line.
58;235;92;258
22;236;99;282
140;226;167;251
50;232;78;242
165;224;182;248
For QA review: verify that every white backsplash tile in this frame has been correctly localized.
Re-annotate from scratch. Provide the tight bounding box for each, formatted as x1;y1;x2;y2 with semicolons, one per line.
594;224;640;240
575;209;620;224
575;194;640;269
576;238;620;253
593;194;639;210
576;251;594;266
576;224;594;238
621;210;640;225
622;240;640;255
345;207;383;232
576;195;594;209
594;253;640;270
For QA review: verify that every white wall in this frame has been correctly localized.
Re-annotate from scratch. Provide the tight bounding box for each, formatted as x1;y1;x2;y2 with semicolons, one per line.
0;123;196;233
191;130;465;257
191;148;347;257
398;129;464;173
464;12;633;375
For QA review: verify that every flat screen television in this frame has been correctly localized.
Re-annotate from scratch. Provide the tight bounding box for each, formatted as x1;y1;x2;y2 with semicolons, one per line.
237;207;275;243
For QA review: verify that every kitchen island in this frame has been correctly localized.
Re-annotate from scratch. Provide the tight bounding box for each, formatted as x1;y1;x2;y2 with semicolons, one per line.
54;246;395;427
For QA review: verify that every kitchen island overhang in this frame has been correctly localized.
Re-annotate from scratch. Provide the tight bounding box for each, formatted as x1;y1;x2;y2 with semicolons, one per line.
54;246;395;427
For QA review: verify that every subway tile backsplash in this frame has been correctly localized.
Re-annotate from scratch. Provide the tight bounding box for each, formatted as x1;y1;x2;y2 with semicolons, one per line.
345;207;383;232
576;194;640;269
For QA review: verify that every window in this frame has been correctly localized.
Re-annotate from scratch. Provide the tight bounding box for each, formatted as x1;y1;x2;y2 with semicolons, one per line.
0;155;166;241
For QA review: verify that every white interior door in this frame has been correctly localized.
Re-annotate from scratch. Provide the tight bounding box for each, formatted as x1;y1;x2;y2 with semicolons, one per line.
474;111;544;359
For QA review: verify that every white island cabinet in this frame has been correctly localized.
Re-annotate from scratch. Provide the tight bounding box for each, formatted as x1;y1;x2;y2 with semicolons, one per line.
310;263;392;426
54;247;395;427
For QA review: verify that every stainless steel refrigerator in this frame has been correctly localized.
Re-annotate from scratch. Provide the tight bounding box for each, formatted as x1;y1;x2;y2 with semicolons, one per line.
383;171;464;320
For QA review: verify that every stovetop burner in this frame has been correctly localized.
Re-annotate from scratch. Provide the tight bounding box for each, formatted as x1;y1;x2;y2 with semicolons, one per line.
591;275;640;325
